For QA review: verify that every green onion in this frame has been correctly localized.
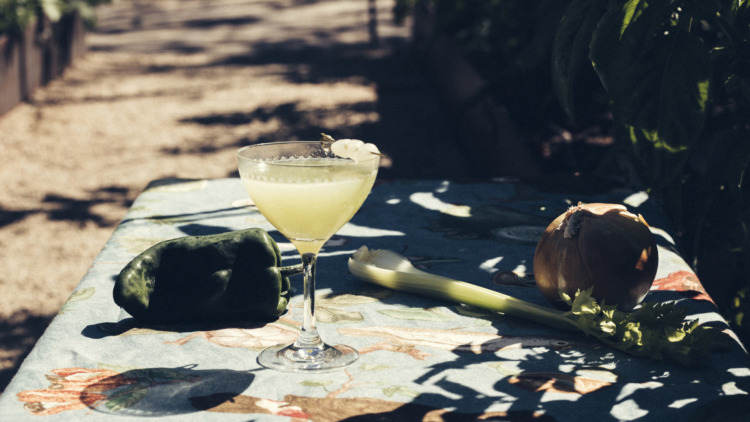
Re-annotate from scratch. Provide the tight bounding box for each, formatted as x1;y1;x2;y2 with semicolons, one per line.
348;246;734;366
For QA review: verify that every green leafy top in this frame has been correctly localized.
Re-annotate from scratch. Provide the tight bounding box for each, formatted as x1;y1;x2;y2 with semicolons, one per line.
563;288;733;366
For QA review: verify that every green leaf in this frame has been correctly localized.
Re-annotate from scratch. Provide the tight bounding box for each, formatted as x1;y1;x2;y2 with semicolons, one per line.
620;0;639;31
653;34;710;142
0;0;36;33
570;288;600;315
561;289;732;366
620;322;643;347
665;326;688;342
559;290;573;304
591;2;711;190
40;0;63;22
551;0;608;119
731;0;749;14
598;319;618;335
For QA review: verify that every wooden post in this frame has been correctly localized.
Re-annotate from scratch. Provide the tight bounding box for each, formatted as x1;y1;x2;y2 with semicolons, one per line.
0;34;23;116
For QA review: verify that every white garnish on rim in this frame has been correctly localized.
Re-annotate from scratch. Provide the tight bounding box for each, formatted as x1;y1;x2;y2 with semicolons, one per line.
320;133;381;162
331;138;381;162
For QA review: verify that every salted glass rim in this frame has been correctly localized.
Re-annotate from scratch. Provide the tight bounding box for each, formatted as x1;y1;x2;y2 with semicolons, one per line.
236;141;380;166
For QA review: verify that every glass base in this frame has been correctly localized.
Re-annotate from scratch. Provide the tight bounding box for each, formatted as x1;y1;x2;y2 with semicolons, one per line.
257;342;359;373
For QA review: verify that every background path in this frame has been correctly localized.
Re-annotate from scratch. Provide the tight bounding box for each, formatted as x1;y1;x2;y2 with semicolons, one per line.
0;0;475;392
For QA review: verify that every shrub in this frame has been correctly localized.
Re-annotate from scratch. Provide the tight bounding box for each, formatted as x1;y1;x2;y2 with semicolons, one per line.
397;0;750;344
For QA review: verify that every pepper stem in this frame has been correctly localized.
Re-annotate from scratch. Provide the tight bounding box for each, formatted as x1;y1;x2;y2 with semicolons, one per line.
279;263;305;277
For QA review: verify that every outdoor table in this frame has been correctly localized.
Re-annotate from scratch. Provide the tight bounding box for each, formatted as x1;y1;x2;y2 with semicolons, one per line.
1;177;748;421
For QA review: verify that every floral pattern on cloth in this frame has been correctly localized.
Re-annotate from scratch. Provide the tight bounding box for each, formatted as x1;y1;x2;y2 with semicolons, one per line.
190;391;555;421
17;366;203;416
17;367;558;421
652;270;714;304
17;368;135;416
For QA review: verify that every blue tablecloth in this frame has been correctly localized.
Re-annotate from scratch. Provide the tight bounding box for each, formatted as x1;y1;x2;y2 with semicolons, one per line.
1;178;748;421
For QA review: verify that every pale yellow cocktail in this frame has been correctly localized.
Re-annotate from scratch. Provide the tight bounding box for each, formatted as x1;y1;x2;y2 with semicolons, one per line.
237;140;380;372
240;158;377;255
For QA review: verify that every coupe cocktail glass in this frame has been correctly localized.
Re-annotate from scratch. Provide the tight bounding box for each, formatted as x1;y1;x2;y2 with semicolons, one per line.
237;141;379;372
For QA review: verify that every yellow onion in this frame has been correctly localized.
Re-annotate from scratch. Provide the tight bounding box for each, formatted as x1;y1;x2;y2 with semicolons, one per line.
533;203;658;310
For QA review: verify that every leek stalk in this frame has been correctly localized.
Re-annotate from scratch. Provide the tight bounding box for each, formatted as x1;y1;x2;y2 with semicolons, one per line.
348;246;731;366
348;246;577;331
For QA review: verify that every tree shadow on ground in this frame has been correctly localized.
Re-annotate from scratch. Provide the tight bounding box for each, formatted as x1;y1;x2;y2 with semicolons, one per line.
38;3;480;180
43;186;133;227
174;39;478;180
0;185;134;230
0;311;55;393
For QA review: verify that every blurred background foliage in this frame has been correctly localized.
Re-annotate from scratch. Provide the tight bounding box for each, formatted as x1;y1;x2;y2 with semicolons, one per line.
0;0;110;35
396;0;750;346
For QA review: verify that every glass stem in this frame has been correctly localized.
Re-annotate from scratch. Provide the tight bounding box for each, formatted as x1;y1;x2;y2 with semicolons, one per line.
295;252;323;349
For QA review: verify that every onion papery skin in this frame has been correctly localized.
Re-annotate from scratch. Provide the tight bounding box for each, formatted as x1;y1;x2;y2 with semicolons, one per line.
533;203;658;310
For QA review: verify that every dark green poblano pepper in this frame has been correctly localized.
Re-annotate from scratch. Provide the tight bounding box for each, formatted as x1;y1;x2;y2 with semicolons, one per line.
113;228;302;324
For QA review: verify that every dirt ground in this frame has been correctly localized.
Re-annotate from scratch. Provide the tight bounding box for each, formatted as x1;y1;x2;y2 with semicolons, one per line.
0;0;477;393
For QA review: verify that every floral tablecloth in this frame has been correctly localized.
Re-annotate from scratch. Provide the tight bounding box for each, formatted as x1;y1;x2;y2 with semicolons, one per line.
2;178;748;421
